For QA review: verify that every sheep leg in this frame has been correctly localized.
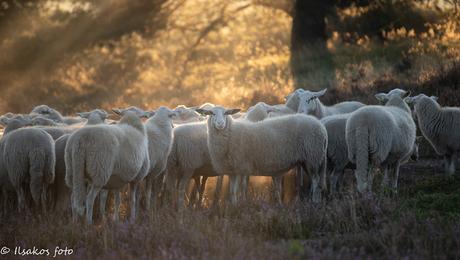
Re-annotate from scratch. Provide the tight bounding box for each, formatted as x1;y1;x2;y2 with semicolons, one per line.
444;154;452;176
337;170;345;195
113;189;121;222
451;154;459;177
301;162;321;204
129;182;140;219
330;167;345;195
229;175;241;204
145;173;154;210
135;184;142;217
14;185;25;213
272;175;283;203
152;172;164;209
85;184;102;225
310;177;320;204
381;165;389;187
198;176;208;207
391;160;401;194
99;189;109;219
366;163;377;192
193;176;202;204
163;167;178;206
241;175;248;200
177;170;194;207
213;175;224;205
445;154;458;178
71;193;77;223
328;167;336;195
295;164;303;199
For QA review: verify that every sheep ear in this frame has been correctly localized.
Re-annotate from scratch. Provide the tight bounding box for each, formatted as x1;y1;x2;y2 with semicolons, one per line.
405;97;413;104
284;94;292;100
195;108;212;116
144;111;155;118
76;113;90;118
111;109;123;115
375;93;388;101
403;90;411;98
266;106;277;113
416;136;424;142
170;109;181;118
430;96;438;101
225;109;241;115
314;88;327;97
2;118;10;124
105;114;114;119
141;111;155;118
189;106;199;111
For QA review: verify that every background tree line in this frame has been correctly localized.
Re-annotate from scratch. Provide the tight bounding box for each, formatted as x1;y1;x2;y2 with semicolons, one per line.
0;0;458;115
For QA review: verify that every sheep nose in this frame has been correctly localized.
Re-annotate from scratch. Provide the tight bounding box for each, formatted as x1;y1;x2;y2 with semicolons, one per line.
217;121;224;128
299;110;305;114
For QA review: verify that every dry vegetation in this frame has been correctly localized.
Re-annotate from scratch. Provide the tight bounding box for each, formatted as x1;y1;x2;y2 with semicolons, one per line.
1;0;460;259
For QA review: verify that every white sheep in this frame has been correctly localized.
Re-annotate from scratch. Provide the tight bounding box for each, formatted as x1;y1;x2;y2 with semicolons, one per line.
164;101;280;206
172;103;214;124
163;121;220;207
380;136;423;189
142;106;182;210
321;114;355;194
269;89;304;117
172;105;201;124
406;94;460;177
322;113;422;194
241;102;278;122
196;106;328;204
30;105;87;125
65;107;150;224
52;110;114;212
0;116;55;213
346;89;416;192
297;88;365;119
0;116;38;215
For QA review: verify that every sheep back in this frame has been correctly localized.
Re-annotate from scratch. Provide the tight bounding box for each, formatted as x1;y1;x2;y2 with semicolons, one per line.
4;128;55;204
65;123;149;215
413;96;460;155
207;114;327;177
346;105;415;190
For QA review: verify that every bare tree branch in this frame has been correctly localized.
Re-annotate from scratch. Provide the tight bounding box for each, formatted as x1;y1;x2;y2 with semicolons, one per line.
175;3;251;89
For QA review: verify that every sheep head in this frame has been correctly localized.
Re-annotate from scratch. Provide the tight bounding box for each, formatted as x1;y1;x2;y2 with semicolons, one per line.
196;105;240;130
155;106;182;118
375;88;411;102
30;105;55;118
410;136;424;161
4;115;45;127
297;88;327;114
111;107;151;118
250;102;278;114
284;88;305;100
404;94;438;105
77;109;114;124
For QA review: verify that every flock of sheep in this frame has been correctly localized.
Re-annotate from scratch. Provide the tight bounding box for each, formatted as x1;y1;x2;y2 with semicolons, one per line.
0;88;458;225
